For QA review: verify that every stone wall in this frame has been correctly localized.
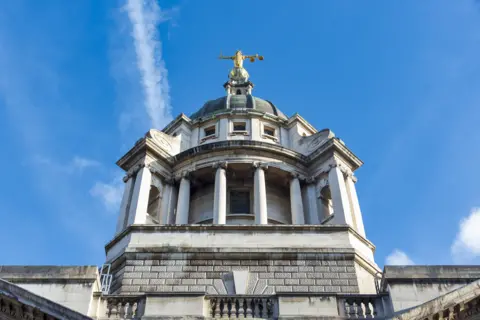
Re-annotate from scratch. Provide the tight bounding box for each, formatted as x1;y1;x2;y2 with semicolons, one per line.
0;266;99;315
110;252;360;296
382;266;480;313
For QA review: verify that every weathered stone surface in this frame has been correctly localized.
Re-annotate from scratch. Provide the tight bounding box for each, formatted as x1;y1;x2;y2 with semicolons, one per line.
115;255;361;294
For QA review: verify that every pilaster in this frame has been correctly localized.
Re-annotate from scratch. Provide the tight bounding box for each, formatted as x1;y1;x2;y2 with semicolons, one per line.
115;175;135;234
327;162;354;226
128;164;152;226
345;172;366;237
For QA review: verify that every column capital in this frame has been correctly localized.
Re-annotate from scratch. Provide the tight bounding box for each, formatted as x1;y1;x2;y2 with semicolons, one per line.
327;161;351;176
252;161;268;170
125;163;148;181
181;170;192;179
161;176;175;185
174;169;193;182
305;176;316;184
213;161;228;170
344;171;357;182
289;172;307;181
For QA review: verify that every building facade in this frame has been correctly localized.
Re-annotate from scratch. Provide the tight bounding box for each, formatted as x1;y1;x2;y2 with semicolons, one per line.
1;51;480;319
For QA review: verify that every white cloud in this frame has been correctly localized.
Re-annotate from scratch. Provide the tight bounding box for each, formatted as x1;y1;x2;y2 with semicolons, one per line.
124;0;172;129
385;250;415;265
90;177;124;213
451;208;480;263
30;155;100;174
71;156;100;170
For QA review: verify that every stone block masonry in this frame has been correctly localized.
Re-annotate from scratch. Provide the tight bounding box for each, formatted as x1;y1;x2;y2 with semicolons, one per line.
109;252;360;295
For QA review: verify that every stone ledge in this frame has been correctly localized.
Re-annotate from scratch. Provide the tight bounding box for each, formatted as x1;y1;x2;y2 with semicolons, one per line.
383;266;480;281
0;265;98;281
172;139;309;164
105;224;374;252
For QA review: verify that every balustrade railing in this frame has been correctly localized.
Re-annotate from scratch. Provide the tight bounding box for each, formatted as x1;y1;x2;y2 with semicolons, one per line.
104;295;145;319
339;295;386;319
207;295;277;319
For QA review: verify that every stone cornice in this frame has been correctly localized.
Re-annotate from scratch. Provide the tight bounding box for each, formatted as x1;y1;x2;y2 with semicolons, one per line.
104;224;376;254
116;138;174;170
286;113;318;134
307;138;363;170
172;140;309;165
0;266;99;281
191;109;288;126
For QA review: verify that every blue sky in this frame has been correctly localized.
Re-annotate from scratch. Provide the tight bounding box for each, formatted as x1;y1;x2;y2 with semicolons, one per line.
1;0;480;267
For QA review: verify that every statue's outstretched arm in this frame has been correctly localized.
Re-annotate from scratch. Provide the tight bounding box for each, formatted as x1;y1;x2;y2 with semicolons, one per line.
218;54;234;60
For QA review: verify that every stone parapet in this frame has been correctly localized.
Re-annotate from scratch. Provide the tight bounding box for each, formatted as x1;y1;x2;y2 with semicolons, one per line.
0;265;98;282
382;265;480;282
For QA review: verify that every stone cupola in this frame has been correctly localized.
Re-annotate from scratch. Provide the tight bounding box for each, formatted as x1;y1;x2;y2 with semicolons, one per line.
106;50;378;304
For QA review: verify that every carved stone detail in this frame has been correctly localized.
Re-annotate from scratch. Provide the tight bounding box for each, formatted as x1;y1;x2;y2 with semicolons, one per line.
252;161;268;170
213;161;228;170
148;129;173;152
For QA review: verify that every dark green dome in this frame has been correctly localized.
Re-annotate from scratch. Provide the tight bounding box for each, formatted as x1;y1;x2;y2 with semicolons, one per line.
190;94;287;120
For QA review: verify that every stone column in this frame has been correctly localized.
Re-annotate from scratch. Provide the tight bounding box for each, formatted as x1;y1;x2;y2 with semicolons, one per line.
305;178;320;225
328;163;354;226
213;162;227;224
345;173;366;237
115;174;135;234
128;165;152;225
175;172;191;224
290;174;305;224
253;162;268;224
159;179;173;225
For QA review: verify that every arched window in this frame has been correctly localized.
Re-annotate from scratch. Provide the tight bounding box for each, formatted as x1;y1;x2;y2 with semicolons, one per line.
319;185;333;221
147;185;161;223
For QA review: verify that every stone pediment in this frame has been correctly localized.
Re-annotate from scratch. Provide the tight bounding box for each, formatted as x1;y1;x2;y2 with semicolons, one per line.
0;279;92;320
146;129;181;156
297;129;334;155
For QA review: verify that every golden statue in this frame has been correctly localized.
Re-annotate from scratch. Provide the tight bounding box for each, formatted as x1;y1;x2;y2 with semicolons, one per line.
219;50;264;69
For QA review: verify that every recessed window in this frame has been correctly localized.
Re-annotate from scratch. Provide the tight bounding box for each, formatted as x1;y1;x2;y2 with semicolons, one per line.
229;190;251;214
204;125;216;137
233;122;246;132
263;126;275;137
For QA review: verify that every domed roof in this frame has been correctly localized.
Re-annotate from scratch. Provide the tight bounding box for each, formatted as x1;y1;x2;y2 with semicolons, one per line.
190;94;287;120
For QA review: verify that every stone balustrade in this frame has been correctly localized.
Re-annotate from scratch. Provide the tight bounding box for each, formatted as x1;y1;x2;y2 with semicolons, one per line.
102;295;145;319
338;295;387;319
207;295;278;319
401;296;480;320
